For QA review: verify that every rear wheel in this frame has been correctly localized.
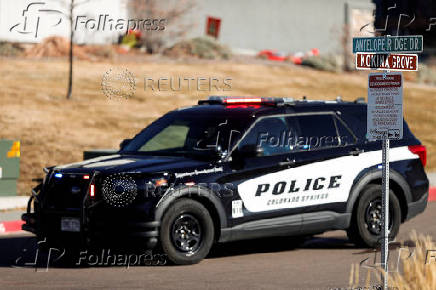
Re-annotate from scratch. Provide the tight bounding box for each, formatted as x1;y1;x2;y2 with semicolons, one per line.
347;184;401;248
160;198;214;265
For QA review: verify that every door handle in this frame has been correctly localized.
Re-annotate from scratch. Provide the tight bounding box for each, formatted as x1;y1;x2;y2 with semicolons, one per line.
279;158;296;167
349;148;364;156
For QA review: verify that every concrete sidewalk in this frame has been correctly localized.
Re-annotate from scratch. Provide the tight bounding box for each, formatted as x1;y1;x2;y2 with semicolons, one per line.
0;196;28;211
427;172;436;187
0;210;23;222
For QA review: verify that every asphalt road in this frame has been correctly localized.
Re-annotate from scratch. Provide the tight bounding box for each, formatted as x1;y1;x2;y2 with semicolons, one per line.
0;203;435;290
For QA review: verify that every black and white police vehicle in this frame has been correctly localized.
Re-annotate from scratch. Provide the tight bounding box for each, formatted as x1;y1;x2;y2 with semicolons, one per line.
23;96;429;264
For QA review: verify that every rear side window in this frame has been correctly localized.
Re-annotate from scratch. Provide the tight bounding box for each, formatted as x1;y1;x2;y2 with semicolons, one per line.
238;116;292;156
335;117;357;146
340;109;368;142
297;114;340;150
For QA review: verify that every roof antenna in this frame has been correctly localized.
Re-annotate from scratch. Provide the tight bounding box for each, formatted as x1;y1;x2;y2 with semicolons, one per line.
302;96;307;100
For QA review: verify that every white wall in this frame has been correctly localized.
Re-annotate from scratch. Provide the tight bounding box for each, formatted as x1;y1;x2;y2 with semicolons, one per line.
185;0;374;55
0;0;128;44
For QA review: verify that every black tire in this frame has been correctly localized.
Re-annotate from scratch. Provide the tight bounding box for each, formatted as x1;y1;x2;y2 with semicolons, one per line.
347;184;401;248
160;198;214;265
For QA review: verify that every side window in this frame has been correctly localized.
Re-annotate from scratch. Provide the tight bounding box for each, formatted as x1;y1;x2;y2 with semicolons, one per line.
334;117;357;146
238;116;291;156
297;114;340;150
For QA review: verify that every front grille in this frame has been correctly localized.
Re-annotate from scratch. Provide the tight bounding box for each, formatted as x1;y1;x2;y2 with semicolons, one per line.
44;173;90;209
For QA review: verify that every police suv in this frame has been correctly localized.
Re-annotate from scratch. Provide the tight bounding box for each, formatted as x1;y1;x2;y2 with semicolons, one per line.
22;96;429;265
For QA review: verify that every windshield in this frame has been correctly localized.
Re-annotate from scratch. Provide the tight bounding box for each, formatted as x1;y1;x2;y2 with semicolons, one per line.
121;111;247;158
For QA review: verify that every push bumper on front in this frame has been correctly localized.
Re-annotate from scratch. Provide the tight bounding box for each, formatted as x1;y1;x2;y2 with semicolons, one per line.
22;183;160;249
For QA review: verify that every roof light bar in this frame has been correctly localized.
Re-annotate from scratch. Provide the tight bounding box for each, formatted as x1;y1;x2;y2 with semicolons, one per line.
223;97;263;104
200;96;295;106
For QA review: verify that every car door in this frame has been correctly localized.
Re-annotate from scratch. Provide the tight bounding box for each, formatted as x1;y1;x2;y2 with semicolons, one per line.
220;114;303;230
278;112;352;213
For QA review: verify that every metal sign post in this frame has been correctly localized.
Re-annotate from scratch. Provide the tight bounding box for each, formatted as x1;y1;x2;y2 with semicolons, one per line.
367;70;403;289
354;34;421;290
381;136;389;289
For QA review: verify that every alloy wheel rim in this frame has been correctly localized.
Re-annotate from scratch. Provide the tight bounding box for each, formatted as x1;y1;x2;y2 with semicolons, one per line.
364;197;393;235
171;214;202;254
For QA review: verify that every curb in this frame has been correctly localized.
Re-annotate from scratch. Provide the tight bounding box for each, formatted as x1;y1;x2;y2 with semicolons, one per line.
0;187;435;235
429;187;436;202
0;196;29;211
0;220;24;234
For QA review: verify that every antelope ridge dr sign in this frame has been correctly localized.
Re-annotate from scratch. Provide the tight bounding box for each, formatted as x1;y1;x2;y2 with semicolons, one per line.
367;72;403;140
356;53;418;71
353;36;423;53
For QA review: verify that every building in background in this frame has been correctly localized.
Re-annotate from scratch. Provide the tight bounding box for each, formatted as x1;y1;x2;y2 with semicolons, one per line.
185;0;375;56
0;0;384;57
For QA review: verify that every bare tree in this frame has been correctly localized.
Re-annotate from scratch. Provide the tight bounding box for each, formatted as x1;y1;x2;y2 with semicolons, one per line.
128;0;197;54
61;0;89;100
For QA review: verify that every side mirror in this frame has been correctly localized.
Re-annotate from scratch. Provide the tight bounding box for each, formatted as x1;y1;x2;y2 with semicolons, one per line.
237;144;264;157
119;139;132;150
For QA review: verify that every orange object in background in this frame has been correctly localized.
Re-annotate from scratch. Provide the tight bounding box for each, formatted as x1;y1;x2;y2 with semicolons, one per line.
258;48;319;64
128;29;142;40
258;50;287;61
7;141;20;158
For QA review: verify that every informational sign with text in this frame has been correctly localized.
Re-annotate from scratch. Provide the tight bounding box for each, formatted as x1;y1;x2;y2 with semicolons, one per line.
367;72;403;140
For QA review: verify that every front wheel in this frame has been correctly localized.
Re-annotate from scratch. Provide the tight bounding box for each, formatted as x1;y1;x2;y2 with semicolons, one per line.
160;198;214;265
347;184;401;248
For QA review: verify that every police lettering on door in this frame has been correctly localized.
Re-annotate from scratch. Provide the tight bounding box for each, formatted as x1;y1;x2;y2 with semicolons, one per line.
254;176;341;207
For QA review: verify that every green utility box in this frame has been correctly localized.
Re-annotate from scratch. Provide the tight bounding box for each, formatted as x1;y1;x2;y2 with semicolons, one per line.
0;140;20;196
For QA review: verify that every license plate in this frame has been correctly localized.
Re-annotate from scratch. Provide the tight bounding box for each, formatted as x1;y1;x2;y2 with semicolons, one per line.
61;217;80;232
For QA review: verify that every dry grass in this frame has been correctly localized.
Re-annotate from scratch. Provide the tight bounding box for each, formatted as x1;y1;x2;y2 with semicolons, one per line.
0;58;435;195
349;232;436;289
390;232;436;289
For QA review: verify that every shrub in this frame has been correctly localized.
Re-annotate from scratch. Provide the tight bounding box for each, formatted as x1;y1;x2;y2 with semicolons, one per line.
301;55;342;72
163;36;231;60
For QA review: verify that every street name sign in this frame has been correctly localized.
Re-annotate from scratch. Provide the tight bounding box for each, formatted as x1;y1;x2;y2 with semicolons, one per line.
367;72;403;140
355;35;422;290
353;35;423;53
356;53;418;71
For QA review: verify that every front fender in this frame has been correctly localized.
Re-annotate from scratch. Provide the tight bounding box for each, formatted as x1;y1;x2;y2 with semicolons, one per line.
154;185;228;229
